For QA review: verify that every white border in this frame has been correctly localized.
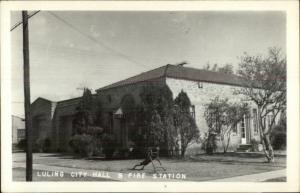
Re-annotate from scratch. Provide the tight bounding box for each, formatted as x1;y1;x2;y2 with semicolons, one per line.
1;1;299;192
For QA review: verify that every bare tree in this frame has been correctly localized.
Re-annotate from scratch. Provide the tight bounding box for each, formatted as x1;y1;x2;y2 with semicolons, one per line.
236;47;286;162
204;97;249;153
218;64;234;75
203;62;234;74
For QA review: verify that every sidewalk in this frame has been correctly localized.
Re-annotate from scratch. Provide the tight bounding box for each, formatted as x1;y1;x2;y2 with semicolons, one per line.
210;169;286;182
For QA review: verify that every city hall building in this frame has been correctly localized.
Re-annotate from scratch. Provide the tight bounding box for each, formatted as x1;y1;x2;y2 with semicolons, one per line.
30;64;277;154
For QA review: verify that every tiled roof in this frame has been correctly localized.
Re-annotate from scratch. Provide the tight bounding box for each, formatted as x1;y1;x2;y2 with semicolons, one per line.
96;64;246;91
97;65;167;91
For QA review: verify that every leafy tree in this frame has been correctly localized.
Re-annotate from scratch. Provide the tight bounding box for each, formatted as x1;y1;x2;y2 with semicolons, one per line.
174;90;199;157
139;84;177;155
148;110;164;146
236;47;286;162
71;88;104;157
204;97;249;153
73;88;95;134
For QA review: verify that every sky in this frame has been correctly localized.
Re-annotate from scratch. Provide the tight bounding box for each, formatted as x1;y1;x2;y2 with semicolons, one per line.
11;11;286;117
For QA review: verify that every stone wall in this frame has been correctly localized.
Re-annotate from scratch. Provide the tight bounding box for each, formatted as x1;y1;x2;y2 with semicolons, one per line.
96;78;165;111
166;77;260;153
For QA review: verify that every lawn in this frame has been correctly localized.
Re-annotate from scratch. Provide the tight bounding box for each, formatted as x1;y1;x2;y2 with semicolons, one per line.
13;152;286;181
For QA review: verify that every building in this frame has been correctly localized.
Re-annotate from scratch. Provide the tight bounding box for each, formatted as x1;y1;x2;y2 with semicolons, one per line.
30;64;280;154
12;115;25;145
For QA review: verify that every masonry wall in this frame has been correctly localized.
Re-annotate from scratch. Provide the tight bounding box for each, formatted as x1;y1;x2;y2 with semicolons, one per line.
52;99;80;152
166;77;260;154
96;78;166;111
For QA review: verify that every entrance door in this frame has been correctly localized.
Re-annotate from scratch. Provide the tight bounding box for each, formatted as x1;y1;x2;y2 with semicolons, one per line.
240;116;247;144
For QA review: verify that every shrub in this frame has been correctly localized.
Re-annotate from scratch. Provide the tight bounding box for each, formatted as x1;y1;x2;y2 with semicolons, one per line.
43;138;52;152
69;134;95;157
36;137;52;153
250;139;259;152
271;124;286;150
17;139;40;152
101;133;116;159
201;132;218;154
16;139;26;151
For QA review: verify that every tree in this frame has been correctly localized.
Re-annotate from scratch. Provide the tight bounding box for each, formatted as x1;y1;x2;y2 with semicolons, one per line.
148;110;164;146
73;88;95;134
236;47;286;162
222;103;249;152
204;97;249;153
69;88;104;157
139;84;177;155
204;63;234;75
174;90;199;157
218;64;234;75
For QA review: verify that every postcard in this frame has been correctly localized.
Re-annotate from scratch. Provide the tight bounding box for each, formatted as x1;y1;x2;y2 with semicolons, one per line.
1;0;299;192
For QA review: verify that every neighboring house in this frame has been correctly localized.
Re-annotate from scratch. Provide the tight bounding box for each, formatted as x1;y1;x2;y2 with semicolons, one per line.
12;115;25;145
31;64;281;154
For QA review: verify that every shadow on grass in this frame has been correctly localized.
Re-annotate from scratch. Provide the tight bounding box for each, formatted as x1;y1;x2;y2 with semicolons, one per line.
263;176;286;182
166;152;286;167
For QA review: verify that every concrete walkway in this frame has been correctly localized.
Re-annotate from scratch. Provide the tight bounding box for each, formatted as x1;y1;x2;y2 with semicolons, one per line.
210;169;286;182
13;162;285;182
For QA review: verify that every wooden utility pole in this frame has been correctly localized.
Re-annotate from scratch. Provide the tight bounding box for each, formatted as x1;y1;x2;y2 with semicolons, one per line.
22;11;33;181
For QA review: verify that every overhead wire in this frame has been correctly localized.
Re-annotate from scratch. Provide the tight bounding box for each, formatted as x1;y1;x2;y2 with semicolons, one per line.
10;11;40;31
47;11;151;69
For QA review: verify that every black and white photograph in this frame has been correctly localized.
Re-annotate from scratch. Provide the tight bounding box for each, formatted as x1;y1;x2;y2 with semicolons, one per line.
1;0;299;192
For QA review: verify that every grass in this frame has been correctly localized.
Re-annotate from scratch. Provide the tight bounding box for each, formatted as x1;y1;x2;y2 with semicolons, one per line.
264;177;286;182
13;152;286;181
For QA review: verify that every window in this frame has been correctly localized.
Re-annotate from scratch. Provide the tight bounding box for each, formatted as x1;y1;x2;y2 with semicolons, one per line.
190;105;195;119
240;116;246;138
232;124;238;133
17;129;25;141
253;109;258;134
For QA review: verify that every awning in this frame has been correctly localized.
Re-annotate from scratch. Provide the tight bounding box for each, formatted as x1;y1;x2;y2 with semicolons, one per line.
114;107;124;119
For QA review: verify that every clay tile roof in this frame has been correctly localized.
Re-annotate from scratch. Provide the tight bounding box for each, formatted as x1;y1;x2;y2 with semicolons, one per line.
96;64;247;92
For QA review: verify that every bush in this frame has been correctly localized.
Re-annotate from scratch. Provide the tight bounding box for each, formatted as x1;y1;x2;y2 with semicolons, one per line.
250;139;259;152
69;134;95;157
201;132;218;154
17;139;40;152
36;137;52;153
271;124;286;150
17;139;26;151
271;132;286;150
43;138;52;152
101;133;116;159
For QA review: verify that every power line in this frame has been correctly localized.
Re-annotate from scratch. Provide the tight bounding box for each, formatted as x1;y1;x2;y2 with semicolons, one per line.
47;11;150;69
10;11;40;32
